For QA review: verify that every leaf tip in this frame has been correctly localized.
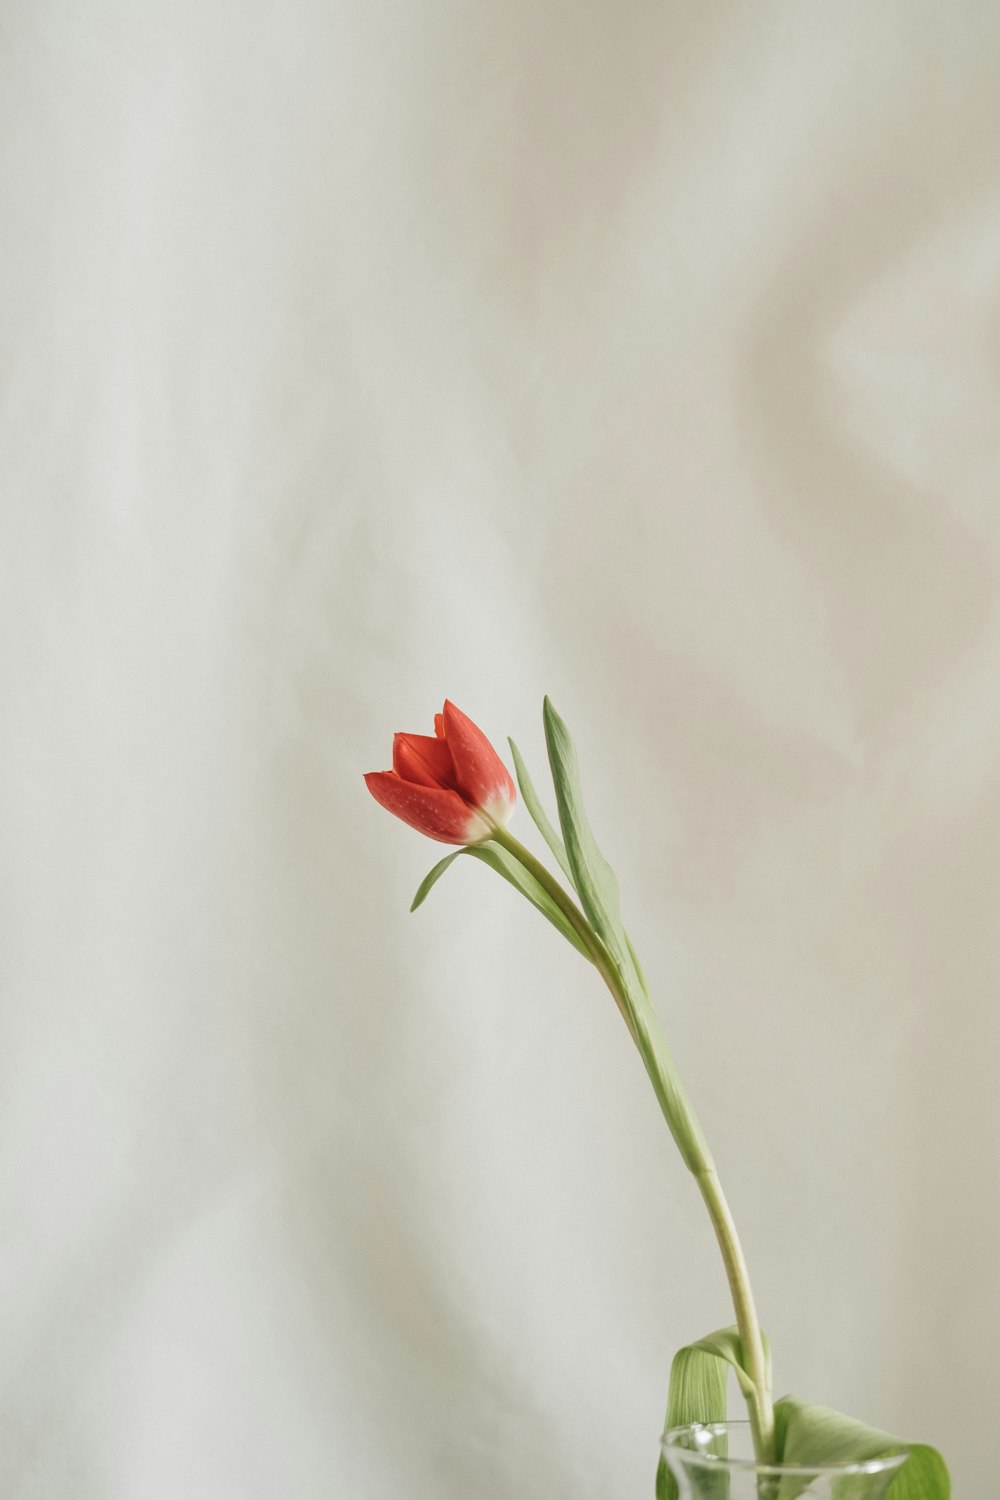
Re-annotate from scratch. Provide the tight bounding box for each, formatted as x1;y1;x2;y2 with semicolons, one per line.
541;695;566;744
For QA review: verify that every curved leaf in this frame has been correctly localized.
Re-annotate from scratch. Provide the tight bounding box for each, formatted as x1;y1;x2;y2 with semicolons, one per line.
410;850;464;911
774;1397;950;1500
410;842;593;961
657;1327;763;1500
688;1326;771;1402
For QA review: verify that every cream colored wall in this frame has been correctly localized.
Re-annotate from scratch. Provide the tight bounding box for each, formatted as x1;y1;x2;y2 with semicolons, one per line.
2;2;997;1495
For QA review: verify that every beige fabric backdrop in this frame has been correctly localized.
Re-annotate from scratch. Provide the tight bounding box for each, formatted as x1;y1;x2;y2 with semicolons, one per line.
2;2;998;1495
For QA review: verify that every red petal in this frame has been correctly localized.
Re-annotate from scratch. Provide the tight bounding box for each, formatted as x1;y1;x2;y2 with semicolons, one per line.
440;701;517;818
392;733;456;789
434;713;446;739
364;771;489;845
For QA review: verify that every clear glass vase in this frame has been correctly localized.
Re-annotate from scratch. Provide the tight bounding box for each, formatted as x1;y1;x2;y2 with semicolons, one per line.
661;1422;907;1499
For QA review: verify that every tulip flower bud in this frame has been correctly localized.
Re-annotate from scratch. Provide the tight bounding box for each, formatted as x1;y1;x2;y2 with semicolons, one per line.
365;700;517;845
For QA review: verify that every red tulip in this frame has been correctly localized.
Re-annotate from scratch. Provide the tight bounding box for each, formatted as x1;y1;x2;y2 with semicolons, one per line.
365;700;517;845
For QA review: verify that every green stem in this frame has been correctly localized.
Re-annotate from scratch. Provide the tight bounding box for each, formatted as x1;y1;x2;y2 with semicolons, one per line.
696;1168;775;1464
490;827;776;1466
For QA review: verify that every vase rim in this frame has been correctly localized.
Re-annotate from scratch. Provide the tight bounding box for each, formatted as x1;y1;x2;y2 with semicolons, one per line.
661;1422;909;1478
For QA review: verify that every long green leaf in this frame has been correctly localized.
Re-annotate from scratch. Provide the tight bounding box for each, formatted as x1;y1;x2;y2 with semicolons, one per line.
541;699;711;1168
410;842;593;961
657;1328;762;1500
508;736;575;882
774;1398;950;1500
542;698;639;992
511;733;651;1000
